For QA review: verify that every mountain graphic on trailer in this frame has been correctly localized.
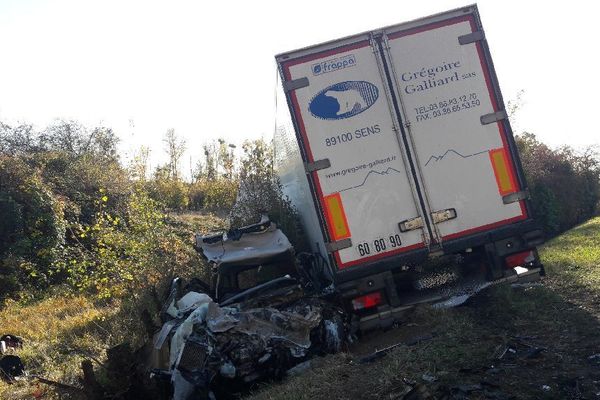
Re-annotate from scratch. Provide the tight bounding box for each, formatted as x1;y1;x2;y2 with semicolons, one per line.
338;167;402;192
424;149;488;167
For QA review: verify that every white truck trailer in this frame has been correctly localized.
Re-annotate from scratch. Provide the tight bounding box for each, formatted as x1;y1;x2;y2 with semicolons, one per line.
275;4;544;329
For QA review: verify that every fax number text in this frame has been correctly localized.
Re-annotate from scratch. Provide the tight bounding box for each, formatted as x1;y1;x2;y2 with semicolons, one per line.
413;93;481;122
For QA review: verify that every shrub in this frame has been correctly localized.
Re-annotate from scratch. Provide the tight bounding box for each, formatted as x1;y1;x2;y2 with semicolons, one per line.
230;139;308;251
148;174;190;211
60;190;201;299
189;178;238;212
0;157;67;298
516;133;600;235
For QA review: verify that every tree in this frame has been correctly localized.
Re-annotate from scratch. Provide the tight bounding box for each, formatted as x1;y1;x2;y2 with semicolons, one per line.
218;139;236;179
516;132;600;235
163;128;186;180
129;146;151;181
40;120;87;156
0;122;38;155
202;142;218;180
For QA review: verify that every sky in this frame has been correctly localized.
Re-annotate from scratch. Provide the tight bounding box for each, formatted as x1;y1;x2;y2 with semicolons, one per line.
0;0;599;173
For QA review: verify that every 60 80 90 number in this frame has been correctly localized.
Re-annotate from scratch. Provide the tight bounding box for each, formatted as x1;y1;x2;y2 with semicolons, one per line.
357;234;402;257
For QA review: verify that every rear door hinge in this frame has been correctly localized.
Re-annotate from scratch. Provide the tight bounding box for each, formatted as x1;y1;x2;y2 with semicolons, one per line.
283;77;309;92
502;189;529;204
304;158;331;173
325;238;352;253
481;110;507;125
458;30;485;45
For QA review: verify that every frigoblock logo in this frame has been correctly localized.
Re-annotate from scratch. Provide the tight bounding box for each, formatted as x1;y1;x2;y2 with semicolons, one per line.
309;81;379;120
312;54;357;75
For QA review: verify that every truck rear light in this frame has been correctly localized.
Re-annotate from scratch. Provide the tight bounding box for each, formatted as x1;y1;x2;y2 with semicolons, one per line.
351;292;382;310
505;250;536;269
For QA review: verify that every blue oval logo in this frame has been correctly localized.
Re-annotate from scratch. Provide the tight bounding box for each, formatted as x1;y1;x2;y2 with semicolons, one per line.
309;81;379;120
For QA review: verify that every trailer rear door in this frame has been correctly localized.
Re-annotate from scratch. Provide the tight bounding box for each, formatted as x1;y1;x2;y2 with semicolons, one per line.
380;12;527;242
280;39;431;269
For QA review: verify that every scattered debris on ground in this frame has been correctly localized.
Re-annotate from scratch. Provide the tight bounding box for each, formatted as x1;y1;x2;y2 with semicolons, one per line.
0;333;26;384
0;355;25;383
151;288;346;399
0;334;23;353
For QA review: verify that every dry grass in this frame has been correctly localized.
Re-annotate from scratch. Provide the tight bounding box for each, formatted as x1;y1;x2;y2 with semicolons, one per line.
0;294;118;399
169;211;228;234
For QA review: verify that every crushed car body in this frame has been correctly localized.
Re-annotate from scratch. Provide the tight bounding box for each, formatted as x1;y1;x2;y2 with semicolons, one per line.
150;217;346;399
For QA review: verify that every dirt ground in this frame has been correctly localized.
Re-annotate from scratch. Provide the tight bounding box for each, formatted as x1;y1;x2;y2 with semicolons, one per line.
247;218;600;400
245;284;600;400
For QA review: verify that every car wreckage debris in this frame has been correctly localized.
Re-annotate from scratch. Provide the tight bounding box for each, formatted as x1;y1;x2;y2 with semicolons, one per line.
0;334;26;383
0;355;25;382
147;216;348;399
358;333;435;364
0;334;23;353
152;289;346;399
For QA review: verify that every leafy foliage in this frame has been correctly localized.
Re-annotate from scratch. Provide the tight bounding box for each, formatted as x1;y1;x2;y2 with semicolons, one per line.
0;122;237;300
0;156;67;295
516;132;600;235
230;139;307;252
189;178;238;211
148;166;190;210
59;190;200;298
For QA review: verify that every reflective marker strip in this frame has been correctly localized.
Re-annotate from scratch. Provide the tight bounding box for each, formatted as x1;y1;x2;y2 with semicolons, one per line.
489;148;517;195
323;193;351;241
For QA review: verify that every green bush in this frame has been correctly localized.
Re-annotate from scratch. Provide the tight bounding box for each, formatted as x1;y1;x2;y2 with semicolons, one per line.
148;169;190;211
230;139;308;251
516;133;600;236
59;190;201;299
189;178;238;212
0;157;67;298
41;152;130;224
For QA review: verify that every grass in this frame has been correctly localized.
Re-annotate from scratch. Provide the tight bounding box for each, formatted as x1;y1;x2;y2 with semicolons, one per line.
542;217;600;292
0;294;116;399
248;217;600;400
2;216;600;400
168;210;229;234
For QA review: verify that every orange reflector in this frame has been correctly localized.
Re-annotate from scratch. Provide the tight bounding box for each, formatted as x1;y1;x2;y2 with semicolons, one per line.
323;193;351;241
489;148;517;195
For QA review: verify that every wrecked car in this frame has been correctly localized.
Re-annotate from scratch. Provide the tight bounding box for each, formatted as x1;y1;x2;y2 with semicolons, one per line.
150;216;346;399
